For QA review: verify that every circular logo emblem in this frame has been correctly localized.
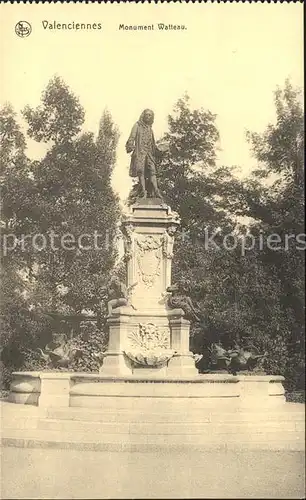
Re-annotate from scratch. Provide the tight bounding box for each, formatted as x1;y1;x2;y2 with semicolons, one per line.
15;21;32;38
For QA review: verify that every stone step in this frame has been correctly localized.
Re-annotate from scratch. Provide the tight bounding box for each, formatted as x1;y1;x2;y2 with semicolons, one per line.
69;395;286;411
3;413;304;434
2;427;304;452
38;418;304;434
48;408;211;423
2;401;303;426
44;405;305;423
1;401;304;452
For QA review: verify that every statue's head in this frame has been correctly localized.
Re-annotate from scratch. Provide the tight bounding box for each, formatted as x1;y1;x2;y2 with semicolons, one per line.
52;332;67;345
167;225;177;237
109;276;121;288
140;109;154;126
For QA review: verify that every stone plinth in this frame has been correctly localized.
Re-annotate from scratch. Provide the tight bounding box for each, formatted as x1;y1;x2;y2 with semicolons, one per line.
8;371;41;405
38;372;71;407
121;200;180;312
100;201;199;377
8;371;287;412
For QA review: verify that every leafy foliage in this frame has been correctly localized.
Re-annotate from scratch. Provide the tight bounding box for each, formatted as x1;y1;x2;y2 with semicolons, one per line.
23;76;85;144
132;87;304;386
0;77;121;385
242;81;305;387
19;76;121;315
68;321;108;372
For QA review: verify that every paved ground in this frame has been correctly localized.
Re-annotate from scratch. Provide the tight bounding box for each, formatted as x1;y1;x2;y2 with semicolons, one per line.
1;446;304;499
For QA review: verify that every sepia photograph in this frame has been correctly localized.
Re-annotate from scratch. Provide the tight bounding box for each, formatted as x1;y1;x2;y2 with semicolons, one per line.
0;1;304;499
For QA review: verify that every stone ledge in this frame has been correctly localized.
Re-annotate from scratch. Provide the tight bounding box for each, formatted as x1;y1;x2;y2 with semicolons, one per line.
11;371;285;384
71;373;239;383
8;372;286;408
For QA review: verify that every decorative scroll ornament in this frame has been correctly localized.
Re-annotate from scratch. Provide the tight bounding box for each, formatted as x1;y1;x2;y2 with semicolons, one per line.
136;234;162;288
124;322;174;367
161;225;177;259
121;223;134;262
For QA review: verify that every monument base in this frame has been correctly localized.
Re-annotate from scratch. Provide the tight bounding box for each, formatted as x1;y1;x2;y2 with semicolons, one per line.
8;371;286;409
4;372;304;452
100;308;199;377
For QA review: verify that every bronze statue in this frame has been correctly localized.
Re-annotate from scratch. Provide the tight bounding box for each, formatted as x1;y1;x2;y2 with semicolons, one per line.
209;342;231;371
38;332;82;369
227;344;266;375
193;338;267;374
126;109;169;199
197;342;267;374
165;282;201;322
106;276;137;316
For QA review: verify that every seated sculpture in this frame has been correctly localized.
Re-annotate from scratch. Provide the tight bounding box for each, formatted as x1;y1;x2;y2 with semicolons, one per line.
38;332;82;369
165;281;201;322
196;341;266;374
106;276;137;317
210;342;231;371
227;344;266;375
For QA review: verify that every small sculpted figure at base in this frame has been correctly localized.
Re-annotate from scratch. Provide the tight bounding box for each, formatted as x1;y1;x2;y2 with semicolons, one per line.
226;343;267;375
165;281;202;322
194;339;267;375
38;330;82;369
209;342;231;372
105;276;137;317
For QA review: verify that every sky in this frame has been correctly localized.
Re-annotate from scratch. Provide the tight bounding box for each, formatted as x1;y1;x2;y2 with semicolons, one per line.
0;2;303;203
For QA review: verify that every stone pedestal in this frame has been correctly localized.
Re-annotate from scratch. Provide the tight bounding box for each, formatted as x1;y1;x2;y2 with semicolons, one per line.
238;375;286;409
99;200;199;377
167;314;198;376
39;372;71;407
8;371;41;405
99;311;133;376
122;200;179;312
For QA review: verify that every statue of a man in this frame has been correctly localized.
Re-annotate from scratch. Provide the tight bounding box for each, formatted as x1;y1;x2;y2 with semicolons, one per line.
126;109;168;199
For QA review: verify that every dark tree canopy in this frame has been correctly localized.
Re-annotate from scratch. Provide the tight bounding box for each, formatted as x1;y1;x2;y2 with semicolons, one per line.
0;77;121;383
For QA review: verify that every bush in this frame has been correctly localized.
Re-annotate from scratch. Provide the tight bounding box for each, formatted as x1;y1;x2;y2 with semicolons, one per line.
0;361;13;391
285;391;305;403
19;320;108;374
68;321;108;372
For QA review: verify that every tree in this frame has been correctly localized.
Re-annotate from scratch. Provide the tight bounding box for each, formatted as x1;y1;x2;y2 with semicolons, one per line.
0;78;122;385
241;81;305;389
23;75;85;144
0;104;36;242
0;105;52;387
21;76;121;316
97;109;120;179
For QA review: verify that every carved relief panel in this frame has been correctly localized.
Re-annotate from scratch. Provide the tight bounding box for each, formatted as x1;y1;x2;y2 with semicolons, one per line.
124;322;174;367
135;234;163;289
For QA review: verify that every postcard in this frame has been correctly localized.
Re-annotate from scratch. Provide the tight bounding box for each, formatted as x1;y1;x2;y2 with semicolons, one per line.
0;2;304;499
